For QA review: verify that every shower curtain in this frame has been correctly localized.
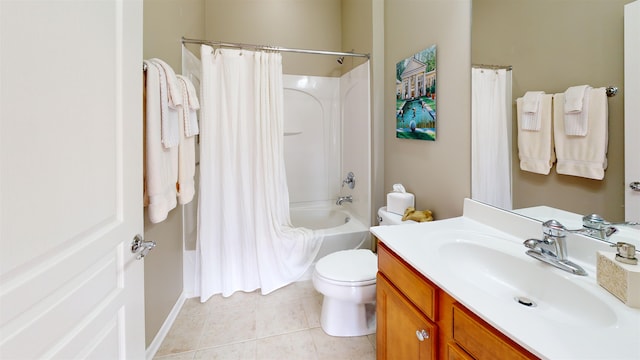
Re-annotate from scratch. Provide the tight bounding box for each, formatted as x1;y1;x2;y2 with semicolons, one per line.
471;68;513;210
196;45;323;301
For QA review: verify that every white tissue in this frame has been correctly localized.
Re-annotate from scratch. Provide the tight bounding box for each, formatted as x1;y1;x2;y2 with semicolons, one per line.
392;184;406;193
387;184;415;215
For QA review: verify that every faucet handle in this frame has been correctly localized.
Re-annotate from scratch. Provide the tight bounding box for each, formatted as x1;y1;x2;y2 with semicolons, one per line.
582;213;609;229
542;219;567;238
342;172;356;189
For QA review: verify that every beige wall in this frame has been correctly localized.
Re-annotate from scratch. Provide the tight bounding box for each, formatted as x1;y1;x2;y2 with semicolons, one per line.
342;0;373;74
204;0;344;76
472;0;631;221
143;0;205;347
384;0;472;219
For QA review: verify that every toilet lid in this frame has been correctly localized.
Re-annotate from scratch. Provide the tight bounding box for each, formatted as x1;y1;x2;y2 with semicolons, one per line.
315;249;377;283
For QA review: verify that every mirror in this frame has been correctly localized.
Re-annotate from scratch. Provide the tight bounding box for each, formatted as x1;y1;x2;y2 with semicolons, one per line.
471;1;632;220
471;0;638;247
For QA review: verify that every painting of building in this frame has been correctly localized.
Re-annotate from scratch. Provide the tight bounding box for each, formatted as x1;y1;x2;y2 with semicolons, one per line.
395;45;437;140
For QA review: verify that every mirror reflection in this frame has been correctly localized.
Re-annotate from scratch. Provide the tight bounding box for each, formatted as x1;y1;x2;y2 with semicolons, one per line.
471;0;638;247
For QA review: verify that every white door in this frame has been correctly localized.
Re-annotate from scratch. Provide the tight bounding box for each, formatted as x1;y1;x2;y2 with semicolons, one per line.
625;0;640;222
0;0;145;358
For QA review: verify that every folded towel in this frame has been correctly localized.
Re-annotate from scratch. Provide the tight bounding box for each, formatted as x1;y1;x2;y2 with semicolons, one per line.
564;85;592;136
150;59;181;148
517;94;555;174
143;60;178;223
554;88;608;180
521;91;545;131
176;75;200;137
176;77;197;205
564;85;589;113
150;58;183;108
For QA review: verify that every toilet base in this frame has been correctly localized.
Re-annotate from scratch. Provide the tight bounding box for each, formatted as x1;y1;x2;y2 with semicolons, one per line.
319;297;376;337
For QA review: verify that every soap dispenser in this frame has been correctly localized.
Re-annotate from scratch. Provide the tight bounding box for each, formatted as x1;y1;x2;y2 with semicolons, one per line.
596;242;640;308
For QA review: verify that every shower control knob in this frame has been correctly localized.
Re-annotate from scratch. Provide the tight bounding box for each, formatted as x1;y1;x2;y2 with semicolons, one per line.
416;329;429;341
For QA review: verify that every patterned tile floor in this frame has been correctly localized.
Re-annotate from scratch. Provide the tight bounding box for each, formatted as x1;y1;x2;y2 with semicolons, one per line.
154;280;376;360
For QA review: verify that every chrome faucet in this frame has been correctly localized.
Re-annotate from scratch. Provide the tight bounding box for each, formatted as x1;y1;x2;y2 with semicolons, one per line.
336;195;353;205
570;214;620;240
523;220;587;276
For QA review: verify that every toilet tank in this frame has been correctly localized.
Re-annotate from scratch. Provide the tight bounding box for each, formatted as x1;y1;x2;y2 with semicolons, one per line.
377;206;415;226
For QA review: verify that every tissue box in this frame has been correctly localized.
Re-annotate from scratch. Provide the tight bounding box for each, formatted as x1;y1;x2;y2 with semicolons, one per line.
596;251;640;308
387;192;415;215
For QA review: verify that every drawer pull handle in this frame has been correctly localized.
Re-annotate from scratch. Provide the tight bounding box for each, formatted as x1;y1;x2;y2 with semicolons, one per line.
416;329;429;341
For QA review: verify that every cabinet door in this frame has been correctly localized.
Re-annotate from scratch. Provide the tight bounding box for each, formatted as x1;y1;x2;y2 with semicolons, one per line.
377;274;437;360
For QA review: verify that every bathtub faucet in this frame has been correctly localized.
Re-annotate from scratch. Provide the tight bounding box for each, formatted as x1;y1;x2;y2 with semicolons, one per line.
336;195;353;205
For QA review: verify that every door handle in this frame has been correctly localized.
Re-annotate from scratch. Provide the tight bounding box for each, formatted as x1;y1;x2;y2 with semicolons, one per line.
131;234;156;260
631;182;640;192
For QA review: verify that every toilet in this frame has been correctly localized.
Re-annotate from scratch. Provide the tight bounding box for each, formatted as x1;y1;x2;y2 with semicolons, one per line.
311;207;407;337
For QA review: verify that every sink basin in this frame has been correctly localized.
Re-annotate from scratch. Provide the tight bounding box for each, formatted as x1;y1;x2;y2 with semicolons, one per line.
433;231;617;328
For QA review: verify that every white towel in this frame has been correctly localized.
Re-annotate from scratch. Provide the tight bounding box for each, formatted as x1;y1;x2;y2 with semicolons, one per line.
554;88;608;180
150;59;181;148
143;60;178;223
176;77;197;205
517;94;555;174
521;91;545;131
564;85;589;112
564;85;591;136
150;58;183;108
176;75;200;137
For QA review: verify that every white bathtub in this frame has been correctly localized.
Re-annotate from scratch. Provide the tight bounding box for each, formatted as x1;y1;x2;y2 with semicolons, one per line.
183;202;371;296
290;202;372;268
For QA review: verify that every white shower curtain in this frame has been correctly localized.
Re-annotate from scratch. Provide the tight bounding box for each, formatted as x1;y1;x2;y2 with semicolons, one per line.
196;45;323;301
471;68;513;210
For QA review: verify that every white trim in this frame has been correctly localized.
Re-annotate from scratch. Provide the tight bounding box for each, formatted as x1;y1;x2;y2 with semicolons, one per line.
145;292;187;360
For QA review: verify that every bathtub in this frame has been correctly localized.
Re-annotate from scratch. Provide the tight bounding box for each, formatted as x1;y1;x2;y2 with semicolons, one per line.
183;201;371;296
290;201;372;278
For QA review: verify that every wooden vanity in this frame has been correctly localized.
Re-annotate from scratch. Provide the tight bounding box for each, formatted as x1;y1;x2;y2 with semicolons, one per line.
376;240;538;360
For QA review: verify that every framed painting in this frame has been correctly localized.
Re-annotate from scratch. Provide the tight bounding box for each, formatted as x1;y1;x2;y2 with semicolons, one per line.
395;45;437;141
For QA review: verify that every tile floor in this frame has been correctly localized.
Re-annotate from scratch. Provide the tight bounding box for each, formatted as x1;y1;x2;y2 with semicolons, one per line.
154;280;376;360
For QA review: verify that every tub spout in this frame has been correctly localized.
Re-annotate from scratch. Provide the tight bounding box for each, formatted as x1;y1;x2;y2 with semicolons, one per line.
336;195;353;205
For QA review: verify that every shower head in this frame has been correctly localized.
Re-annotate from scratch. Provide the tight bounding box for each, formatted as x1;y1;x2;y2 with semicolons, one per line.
337;56;344;65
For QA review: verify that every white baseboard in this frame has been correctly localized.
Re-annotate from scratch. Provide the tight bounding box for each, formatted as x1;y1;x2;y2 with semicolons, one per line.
145;292;187;360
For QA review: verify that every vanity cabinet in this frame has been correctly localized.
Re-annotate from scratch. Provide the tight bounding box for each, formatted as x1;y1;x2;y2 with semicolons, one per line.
377;274;437;359
377;241;538;360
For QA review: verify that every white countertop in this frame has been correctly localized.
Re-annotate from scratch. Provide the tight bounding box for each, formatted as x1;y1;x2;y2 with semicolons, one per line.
370;199;640;360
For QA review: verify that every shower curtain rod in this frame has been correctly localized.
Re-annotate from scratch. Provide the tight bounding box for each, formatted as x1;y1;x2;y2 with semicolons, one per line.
181;37;370;59
472;63;513;70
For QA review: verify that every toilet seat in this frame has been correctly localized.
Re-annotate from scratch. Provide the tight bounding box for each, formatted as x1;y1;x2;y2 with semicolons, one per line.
314;249;377;286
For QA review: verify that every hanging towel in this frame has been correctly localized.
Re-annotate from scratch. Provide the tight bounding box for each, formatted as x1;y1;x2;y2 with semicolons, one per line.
517;94;555;174
521;91;545;131
176;77;197;205
143;60;178;223
553;88;608;180
176;75;200;137
150;58;182;148
564;85;591;136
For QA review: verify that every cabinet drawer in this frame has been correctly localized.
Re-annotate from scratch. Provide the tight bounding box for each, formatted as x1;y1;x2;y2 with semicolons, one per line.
377;241;436;320
452;304;536;360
